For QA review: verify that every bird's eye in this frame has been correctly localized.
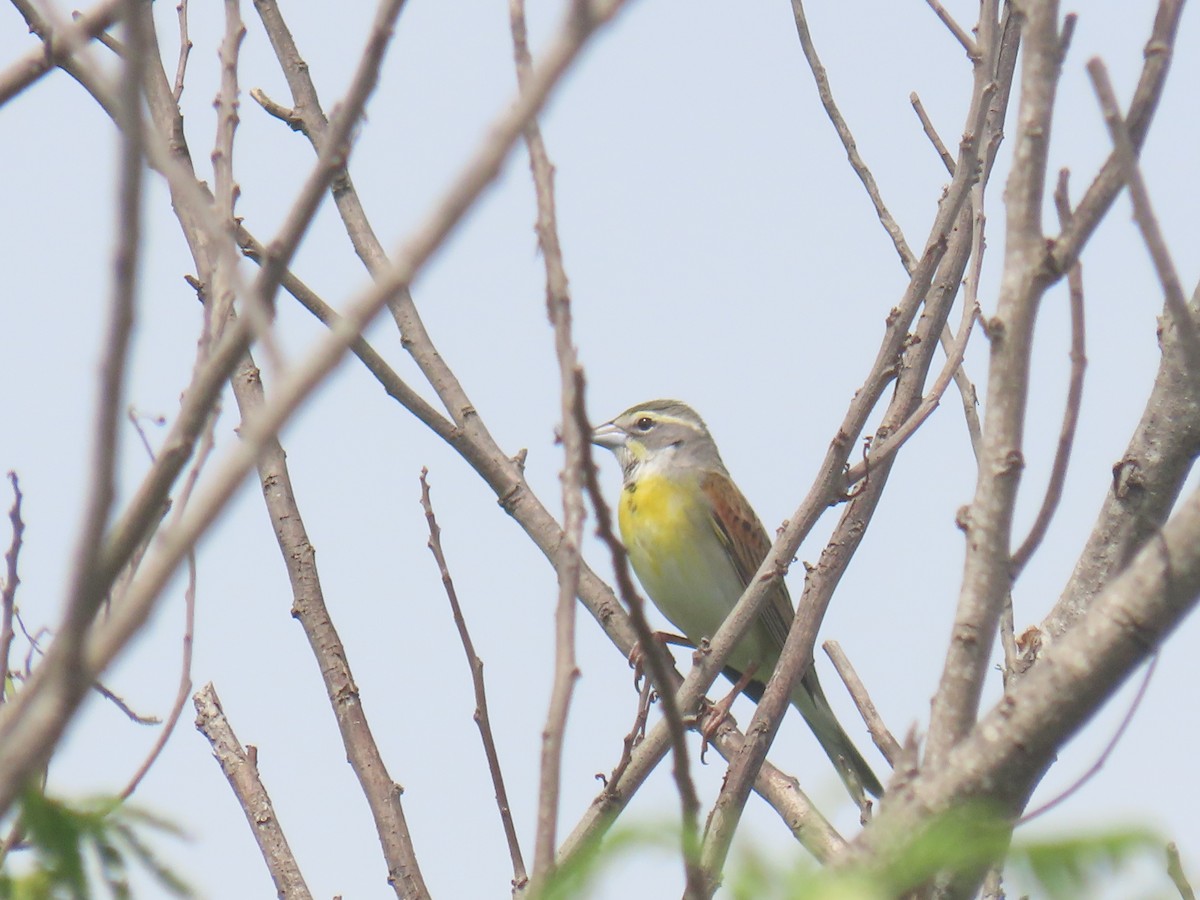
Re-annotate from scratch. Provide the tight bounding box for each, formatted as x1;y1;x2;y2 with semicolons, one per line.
635;416;654;432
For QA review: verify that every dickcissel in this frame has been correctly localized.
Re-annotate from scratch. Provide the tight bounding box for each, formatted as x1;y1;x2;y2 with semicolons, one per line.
593;399;882;804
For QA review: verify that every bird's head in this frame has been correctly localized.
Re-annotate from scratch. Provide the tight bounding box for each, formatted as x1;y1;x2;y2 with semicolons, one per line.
591;399;725;479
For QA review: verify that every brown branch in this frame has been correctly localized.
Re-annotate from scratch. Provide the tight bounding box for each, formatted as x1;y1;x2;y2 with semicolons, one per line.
248;0;644;684
822;641;901;767
0;0;623;828
249;86;305;131
0;473;24;701
170;0;191;102
230;347;430;898
575;377;702;881
0;0;122;106
700;7;1011;877
57;0;147;683
117;421;200;800
118;549;195;799
1038;0;1191;644
1052;0;1185;273
1011;169;1087;577
840;483;1200;876
1088;58;1200;377
560;690;845;868
509;0;590;879
925;0;1066;767
236;228;453;438
603;677;654;791
844;292;979;486
194;683;313;900
790;0;917;272
419;471;526;888
89;681;159;724
924;0;979;59
910;92;956;175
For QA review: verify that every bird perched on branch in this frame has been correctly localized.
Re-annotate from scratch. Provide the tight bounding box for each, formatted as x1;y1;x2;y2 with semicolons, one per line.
592;399;882;805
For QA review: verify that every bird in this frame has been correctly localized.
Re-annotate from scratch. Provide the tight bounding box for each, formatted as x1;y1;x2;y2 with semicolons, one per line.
592;399;882;805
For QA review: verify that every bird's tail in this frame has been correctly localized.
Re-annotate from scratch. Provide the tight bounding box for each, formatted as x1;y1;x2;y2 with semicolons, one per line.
791;667;883;805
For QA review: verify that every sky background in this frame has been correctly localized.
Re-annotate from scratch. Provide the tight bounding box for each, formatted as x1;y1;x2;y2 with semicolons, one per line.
1;0;1198;897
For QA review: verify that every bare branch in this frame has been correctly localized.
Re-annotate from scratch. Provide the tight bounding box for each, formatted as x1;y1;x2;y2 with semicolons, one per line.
842;480;1200;872
0;473;24;701
1053;0;1186;273
194;683;313;900
419;471;526;888
926;0;1065;767
1011;170;1087;577
910;92;956;175
170;0;192;102
576;375;702;884
118;548;195;800
924;0;979;59
249;86;305;131
508;0;592;879
0;0;122;106
51;0;147;736
823;641;901;767
843;293;979;486
1040;0;1193;644
1087;58;1200;377
0;0;631;824
115;381;197;799
790;0;916;272
228;348;430;898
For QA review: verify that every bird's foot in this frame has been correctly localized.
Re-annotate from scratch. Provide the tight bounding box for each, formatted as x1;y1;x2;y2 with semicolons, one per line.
627;631;692;692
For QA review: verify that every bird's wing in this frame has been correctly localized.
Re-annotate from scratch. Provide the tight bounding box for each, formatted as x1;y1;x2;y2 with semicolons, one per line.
701;470;795;652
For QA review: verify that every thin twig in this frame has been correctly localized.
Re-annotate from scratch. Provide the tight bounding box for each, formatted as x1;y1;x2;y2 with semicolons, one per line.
194;683;313;899
249;87;305;132
822;641;901;766
0;0;619;826
924;0;979;59
170;0;191;102
844;293;980;486
57;0;147;677
568;1;1003;868
790;0;917;272
119;541;198;796
925;0;1065;767
574;377;702;872
89;681;159;724
510;0;590;880
209;0;264;360
910;92;956;175
701;8;1007;875
1087;58;1200;378
419;471;526;888
236;228;452;438
0;0;122;106
1053;0;1185;273
0;473;24;702
1019;655;1158;823
230;341;430;898
604;678;654;790
999;594;1020;684
1011;169;1087;577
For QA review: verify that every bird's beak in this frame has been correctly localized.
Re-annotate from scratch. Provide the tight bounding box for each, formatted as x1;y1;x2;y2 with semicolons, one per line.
591;421;627;451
